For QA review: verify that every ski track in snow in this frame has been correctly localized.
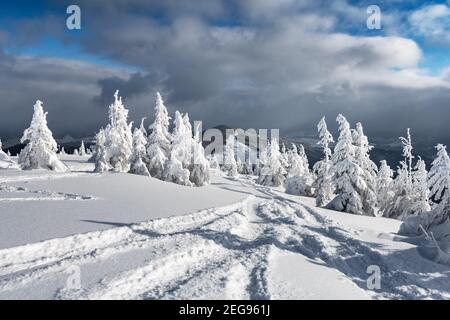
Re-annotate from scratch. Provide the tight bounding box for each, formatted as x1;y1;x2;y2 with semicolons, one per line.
1;178;450;299
0;172;96;202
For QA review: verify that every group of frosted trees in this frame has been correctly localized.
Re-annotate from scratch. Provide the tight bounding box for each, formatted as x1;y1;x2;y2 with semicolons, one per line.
6;94;450;231
239;113;449;233
91;91;210;187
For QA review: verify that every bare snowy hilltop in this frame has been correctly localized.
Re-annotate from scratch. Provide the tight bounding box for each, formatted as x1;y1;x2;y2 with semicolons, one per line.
1;155;450;300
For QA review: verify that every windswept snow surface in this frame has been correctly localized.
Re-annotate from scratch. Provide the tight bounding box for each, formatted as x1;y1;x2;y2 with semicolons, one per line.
1;157;450;299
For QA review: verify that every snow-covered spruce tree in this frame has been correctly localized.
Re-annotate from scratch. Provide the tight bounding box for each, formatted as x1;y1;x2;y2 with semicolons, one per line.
146;92;171;179
351;122;378;215
258;138;286;187
164;150;192;186
129;119;150;176
18;100;68;172
190;139;211;186
284;143;314;196
73;149;79;156
93;128;110;173
60;146;66;155
223;134;238;177
399;158;435;235
103;90;133;172
327;114;375;216
376;160;394;217
79;140;86;156
425;144;450;226
0;138;16;168
182;113;210;186
386;129;415;219
280;143;290;174
313;117;335;207
287;144;305;178
406;159;431;216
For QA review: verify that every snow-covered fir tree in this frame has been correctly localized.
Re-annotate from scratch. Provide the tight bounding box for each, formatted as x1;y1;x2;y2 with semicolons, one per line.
387;129;415;219
284;143;314;196
164;150;192;186
103;90;133;172
376;160;394;217
189;139;211;186
60;147;66;155
286;144;306;178
279;143;290;173
18;100;68;172
146;92;171;178
93;128;110;173
406;159;431;217
327;114;375;216
313;117;335;207
258;138;286;186
0;138;16;168
79;140;86;156
351;122;378;216
427;144;450;226
129;119;150;176
223;134;238;177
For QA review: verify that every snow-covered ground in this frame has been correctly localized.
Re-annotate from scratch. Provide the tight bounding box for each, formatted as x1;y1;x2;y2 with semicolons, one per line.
1;156;450;299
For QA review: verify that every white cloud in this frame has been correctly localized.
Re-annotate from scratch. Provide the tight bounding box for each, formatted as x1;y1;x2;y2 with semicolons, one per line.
409;4;450;43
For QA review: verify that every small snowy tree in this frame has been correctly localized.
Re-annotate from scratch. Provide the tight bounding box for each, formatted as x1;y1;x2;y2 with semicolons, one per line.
102;91;133;172
258;138;286;186
190;140;211;186
0;138;16;168
79;140;86;156
313;117;334;207
146;92;171;178
129;119;150;176
18;100;68;172
93;128;110;173
285;145;301;177
407;159;431;216
376;160;394;216
164;150;192;186
387;129;415;219
223;134;238;177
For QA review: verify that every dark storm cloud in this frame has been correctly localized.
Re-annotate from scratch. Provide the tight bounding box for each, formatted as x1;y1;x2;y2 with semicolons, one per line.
94;72;163;107
1;0;450;148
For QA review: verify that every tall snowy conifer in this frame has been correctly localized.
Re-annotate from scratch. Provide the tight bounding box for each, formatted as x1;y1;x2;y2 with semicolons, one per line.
129;119;150;176
313;117;335;207
147;92;171;178
18;100;68;172
104;90;133;172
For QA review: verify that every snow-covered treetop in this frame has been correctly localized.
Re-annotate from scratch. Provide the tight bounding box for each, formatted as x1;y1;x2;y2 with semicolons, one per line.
20;100;58;151
317;117;334;161
333;114;354;162
109;90;129;129
400;128;414;165
149;92;171;138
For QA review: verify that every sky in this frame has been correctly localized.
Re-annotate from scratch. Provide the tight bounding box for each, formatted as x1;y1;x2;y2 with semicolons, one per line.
1;0;450;150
